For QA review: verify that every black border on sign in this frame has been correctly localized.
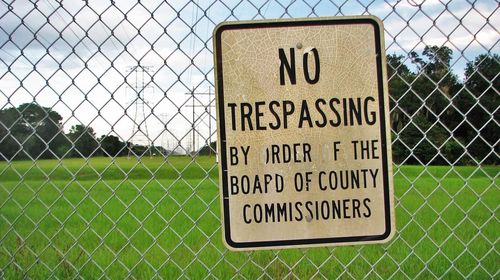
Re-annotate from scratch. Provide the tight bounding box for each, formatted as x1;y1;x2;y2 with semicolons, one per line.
215;17;391;249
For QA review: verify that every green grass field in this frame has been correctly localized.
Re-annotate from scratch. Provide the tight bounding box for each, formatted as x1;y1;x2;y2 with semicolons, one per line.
0;156;498;279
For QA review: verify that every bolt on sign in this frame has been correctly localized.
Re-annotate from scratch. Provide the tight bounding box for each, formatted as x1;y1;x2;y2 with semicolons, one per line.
213;16;395;250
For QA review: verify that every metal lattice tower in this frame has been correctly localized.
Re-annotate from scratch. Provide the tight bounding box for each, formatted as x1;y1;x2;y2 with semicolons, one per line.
185;87;214;156
127;65;154;157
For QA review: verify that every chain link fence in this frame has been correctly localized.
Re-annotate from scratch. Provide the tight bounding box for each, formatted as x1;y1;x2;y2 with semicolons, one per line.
0;0;498;278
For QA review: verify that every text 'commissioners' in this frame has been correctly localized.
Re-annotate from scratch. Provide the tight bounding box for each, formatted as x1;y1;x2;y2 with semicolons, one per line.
214;16;395;250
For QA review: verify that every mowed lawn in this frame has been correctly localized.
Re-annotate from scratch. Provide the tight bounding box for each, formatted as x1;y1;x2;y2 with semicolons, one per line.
0;156;498;279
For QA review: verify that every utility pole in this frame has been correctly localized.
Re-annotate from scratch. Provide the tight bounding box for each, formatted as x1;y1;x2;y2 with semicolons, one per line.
185;87;214;156
127;65;154;158
159;113;170;155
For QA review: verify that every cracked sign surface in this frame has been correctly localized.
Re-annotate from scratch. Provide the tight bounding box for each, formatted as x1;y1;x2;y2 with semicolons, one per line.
214;16;395;250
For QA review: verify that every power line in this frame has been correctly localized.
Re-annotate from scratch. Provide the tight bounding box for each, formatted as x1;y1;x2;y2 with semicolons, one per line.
0;48;17;60
44;0;108;68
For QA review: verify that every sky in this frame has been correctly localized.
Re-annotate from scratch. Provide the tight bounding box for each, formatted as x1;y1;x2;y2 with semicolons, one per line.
0;0;498;154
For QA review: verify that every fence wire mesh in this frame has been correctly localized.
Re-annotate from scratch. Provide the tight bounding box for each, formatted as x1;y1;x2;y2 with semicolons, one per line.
0;0;498;278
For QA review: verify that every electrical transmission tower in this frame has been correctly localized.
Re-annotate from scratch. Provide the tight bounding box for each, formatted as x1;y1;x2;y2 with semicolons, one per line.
185;87;215;156
159;113;174;155
127;65;154;158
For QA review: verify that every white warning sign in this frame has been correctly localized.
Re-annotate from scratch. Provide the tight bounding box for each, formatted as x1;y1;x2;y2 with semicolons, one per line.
214;16;395;250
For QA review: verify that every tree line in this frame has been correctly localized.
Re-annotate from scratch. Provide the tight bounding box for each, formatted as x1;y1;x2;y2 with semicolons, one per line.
0;105;169;160
0;46;498;164
388;47;498;164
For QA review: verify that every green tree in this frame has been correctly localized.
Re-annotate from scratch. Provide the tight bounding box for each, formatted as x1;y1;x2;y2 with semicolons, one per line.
410;46;461;122
393;114;450;164
0;103;66;160
387;54;417;132
67;125;99;157
463;54;499;163
198;141;217;155
99;135;127;157
392;47;466;164
0;107;23;160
